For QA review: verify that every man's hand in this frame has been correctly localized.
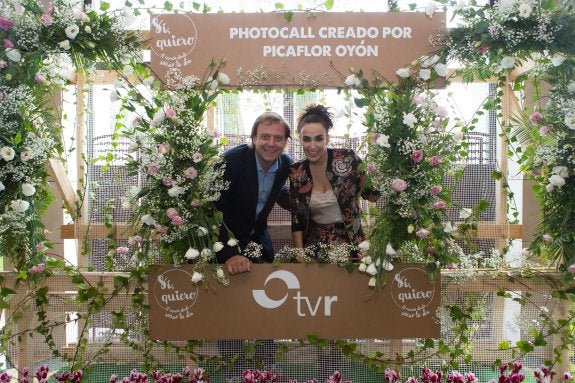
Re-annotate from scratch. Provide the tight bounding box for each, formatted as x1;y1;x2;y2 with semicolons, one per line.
225;255;251;275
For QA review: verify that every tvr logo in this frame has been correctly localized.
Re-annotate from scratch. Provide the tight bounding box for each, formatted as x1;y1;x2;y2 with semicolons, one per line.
252;270;338;316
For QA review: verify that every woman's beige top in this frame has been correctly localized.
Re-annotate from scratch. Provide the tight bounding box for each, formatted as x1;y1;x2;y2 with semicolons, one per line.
309;189;343;224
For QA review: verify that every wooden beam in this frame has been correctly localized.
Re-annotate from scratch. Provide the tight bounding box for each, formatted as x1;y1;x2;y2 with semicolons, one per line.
47;158;77;215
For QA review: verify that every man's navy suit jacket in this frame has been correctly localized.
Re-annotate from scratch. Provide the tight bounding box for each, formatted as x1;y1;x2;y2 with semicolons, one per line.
215;144;292;263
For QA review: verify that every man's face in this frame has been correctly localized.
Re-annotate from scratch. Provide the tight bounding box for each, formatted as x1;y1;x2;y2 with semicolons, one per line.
252;120;288;171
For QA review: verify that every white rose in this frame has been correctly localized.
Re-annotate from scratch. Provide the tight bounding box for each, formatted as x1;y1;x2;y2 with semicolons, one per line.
143;76;156;87
209;79;218;90
150;109;166;126
385;243;397;256
123;65;134;76
362;256;373;265
425;1;438;17
567;82;575;93
549;174;565;187
1;146;15;161
141;214;156;226
358;263;367;273
381;260;394;271
10;199;30;213
403;112;417;128
434;63;448;77
444;222;455;233
218;72;230;85
358;240;370;252
185;248;200;260
565;112;575;130
500;56;516;69
376;134;390;148
197;226;209;237
216;267;225;278
366;263;378;276
552;166;569;178
213;241;224;252
419;68;432;81
518;3;532;18
58;40;71;50
167;185;184;197
454;0;468;11
227;238;238;246
344;74;361;87
0;181;4;191
459;208;472;219
421;55;440;68
22;183;36;196
65;24;79;39
5;48;21;62
551;53;566;67
396;67;410;78
84;25;91;33
368;277;377;287
191;272;204;283
201;248;212;258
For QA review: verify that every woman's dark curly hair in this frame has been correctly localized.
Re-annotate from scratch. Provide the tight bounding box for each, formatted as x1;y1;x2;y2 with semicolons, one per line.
296;104;334;134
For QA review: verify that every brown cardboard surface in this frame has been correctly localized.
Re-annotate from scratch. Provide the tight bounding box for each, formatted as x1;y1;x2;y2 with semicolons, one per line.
149;263;440;340
150;12;445;88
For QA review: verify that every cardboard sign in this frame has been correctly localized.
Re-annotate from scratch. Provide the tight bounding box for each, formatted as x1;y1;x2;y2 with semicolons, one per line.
149;12;445;88
149;263;440;340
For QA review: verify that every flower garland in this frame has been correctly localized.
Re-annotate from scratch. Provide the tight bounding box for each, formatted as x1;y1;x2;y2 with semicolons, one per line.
344;55;465;286
120;62;231;283
447;0;575;272
0;0;141;269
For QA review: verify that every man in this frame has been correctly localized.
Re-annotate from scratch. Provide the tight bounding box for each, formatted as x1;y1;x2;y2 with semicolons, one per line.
214;111;292;381
215;111;292;274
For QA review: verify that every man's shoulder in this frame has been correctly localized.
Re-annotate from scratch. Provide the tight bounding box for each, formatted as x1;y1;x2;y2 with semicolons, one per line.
224;144;252;160
279;152;293;166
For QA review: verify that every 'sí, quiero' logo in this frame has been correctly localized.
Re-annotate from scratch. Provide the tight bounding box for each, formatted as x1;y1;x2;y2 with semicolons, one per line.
252;270;338;316
390;268;435;318
154;268;198;320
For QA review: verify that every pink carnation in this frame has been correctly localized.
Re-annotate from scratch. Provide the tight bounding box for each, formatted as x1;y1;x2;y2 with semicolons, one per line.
412;95;424;105
367;163;376;174
166;208;178;219
390;178;408;192
0;16;14;31
430;155;442;166
28;264;45;275
431;185;442;195
147;164;159;175
115;246;129;255
432;200;446;209
539;125;550;136
184;166;198;179
40;13;53;26
411;149;424;164
529;112;543;126
157;142;171;154
416;229;430;238
171;215;184;225
3;39;14;48
165;108;176;119
154;224;168;234
162;177;173;187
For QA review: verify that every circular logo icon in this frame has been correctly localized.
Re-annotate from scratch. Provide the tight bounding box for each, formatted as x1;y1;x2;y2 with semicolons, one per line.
154;268;199;317
150;14;198;61
390;267;435;318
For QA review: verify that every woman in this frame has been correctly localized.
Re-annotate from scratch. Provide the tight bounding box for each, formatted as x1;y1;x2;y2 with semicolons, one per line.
289;104;380;251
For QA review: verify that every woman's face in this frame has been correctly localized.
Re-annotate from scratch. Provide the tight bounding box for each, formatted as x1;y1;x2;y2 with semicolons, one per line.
299;122;329;164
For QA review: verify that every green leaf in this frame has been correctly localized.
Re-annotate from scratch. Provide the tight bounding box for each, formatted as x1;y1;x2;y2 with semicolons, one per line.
100;1;111;11
283;11;294;22
498;340;510;350
324;0;334;10
275;2;285;9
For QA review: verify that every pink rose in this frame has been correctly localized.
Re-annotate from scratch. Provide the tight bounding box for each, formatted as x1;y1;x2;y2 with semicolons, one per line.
416;229;430;238
35;74;48;84
154;224;168;234
115;246;129;255
436;106;448;118
147;164;158;175
166;208;178;219
390;178;408;192
430;155;442;166
411;149;424;164
367;163;376;174
191;200;201;208
184;166;198;179
165;108;176;119
212;129;221;138
432;200;446;209
28;264;45;274
431;185;442;195
3;39;14;48
171;215;184;225
0;17;14;31
476;45;488;54
0;61;6;69
161;177;173;187
539;125;550;136
529;112;543;126
40;13;53;26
